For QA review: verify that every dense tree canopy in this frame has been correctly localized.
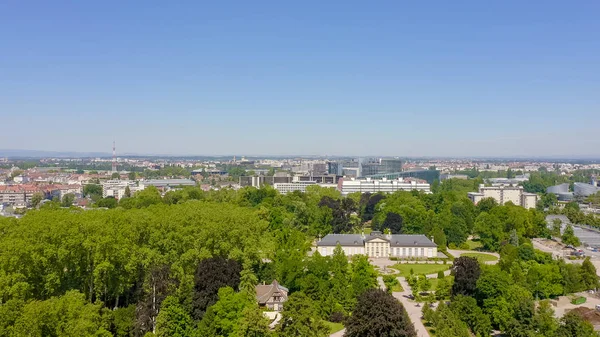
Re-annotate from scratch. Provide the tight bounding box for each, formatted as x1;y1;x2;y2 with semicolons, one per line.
345;289;416;337
1;175;597;336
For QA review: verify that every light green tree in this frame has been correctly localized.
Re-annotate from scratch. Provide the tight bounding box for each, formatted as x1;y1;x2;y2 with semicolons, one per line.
155;296;192;337
61;193;75;207
30;192;44;208
562;224;581;247
276;292;329;337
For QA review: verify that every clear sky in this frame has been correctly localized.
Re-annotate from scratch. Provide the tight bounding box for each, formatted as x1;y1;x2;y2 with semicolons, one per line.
1;1;599;157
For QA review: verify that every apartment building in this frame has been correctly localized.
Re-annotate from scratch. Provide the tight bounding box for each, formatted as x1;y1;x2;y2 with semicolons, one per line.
468;184;538;209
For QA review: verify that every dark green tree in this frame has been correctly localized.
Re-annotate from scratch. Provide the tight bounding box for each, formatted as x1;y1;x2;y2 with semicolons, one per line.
382;212;403;234
345;289;416;337
193;257;242;320
451;257;481;297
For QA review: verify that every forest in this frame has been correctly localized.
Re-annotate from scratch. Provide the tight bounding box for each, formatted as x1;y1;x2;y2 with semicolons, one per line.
0;179;598;336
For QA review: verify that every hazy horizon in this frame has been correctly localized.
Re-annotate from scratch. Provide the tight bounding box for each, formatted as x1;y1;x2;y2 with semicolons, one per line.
1;1;599;157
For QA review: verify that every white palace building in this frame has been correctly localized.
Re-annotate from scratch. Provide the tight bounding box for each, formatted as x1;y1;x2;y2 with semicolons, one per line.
316;231;438;258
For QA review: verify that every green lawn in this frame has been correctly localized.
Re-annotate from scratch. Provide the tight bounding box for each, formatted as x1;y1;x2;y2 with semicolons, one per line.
461;252;498;262
391;263;450;276
391;283;404;292
465;239;483;250
325;321;344;334
428;278;439;289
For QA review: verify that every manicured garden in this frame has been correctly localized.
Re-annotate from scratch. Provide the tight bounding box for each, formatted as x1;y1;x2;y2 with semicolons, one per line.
391;263;450;276
325;321;345;334
461;252;498;262
464;239;483;250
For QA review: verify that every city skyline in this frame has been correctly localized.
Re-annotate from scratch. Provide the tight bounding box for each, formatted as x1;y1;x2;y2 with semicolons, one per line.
1;1;599;157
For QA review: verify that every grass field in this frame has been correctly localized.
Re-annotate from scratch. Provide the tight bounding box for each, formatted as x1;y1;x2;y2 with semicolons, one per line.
428;278;439;289
465;239;483;250
391;263;450;276
461;252;498;262
391;283;404;292
325;321;344;334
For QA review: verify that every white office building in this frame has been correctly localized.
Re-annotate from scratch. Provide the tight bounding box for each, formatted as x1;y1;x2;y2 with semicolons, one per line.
468;184;538;209
101;180;143;199
340;177;430;196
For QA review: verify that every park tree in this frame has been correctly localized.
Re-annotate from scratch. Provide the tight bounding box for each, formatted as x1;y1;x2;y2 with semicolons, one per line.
435;277;452;300
11;290;109;337
235;304;271;337
532;300;558;336
474;212;503;251
419;275;431;293
345;289;416;337
136;264;177;335
449;295;491;337
361;193;386;222
276;292;328;337
477;197;498;213
560;263;584;294
192;257;242;320
551;218;562;237
96;196;118;208
452;257;481;297
555;311;597;337
111;172;120;179
61;193;75;207
83;184;102;198
350;255;378;297
432;302;471;337
382;212;403;234
30;192;44;208
197;287;249;337
128;171;136;180
330;244;352;310
430;226;447;250
539;193;558;210
155;296;192;337
239;264;259;301
580;257;599;290
124;186;131;198
562;224;581;246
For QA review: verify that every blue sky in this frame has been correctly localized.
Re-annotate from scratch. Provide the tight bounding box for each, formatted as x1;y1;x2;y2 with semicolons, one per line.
1;1;599;157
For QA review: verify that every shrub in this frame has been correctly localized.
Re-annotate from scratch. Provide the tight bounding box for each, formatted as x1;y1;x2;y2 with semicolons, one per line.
448;243;457;249
459;242;470;250
329;311;345;323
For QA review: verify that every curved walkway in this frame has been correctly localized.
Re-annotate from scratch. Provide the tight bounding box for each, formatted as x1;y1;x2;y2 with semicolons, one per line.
446;249;499;264
392;277;431;337
329;328;346;337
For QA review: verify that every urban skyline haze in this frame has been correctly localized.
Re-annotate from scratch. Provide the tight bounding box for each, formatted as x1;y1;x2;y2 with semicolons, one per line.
1;1;599;157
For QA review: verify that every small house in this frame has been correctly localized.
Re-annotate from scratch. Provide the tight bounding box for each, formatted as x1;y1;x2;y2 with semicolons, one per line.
255;280;288;311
